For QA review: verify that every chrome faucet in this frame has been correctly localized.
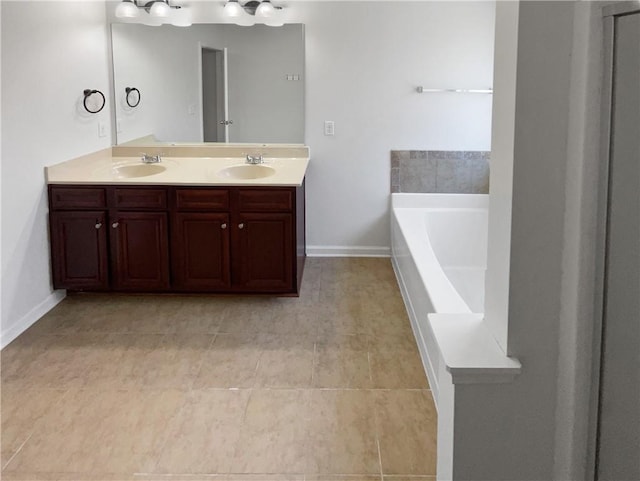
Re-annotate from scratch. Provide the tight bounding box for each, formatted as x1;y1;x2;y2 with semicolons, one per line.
245;154;264;165
141;153;161;164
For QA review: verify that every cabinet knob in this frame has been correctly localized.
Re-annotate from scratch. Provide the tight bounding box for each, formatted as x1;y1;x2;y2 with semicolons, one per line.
95;222;102;229
238;223;244;229
221;223;227;229
112;222;119;229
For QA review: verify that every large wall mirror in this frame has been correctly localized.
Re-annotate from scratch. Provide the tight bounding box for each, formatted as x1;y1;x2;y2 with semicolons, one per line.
111;23;304;145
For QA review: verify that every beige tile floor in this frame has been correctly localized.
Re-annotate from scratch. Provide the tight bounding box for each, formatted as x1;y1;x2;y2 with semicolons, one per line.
1;258;436;481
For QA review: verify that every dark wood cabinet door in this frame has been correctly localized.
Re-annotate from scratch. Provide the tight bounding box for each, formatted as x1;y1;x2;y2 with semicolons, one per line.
171;212;231;291
234;212;293;291
50;211;109;290
110;211;170;291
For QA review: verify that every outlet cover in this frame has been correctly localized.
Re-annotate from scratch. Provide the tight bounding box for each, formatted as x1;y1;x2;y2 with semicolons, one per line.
324;121;335;136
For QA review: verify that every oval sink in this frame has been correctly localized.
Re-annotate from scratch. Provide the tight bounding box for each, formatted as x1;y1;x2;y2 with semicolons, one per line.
217;164;276;180
111;163;167;179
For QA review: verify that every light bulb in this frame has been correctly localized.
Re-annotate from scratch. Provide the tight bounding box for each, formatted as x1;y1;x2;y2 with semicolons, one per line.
115;0;139;18
150;0;171;18
224;0;243;18
255;0;275;18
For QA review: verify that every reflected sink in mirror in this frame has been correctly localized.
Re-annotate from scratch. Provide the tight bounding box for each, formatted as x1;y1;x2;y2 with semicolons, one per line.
111;163;167;178
217;164;276;180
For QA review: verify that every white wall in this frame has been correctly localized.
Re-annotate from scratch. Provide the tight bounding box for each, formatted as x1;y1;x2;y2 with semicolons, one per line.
448;2;607;479
1;1;112;346
554;2;605;479
498;1;576;477
298;1;495;255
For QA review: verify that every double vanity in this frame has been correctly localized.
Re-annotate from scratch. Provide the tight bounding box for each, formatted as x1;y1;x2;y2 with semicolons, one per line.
48;21;308;296
46;144;309;296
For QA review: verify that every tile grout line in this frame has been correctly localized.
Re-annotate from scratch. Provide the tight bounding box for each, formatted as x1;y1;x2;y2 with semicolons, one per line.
226;385;256;474
310;340;318;388
188;332;218;393
368;342;385;481
303;379;313;481
225;320;263;472
367;349;374;387
376;437;385;481
146;389;192;475
372;389;385;481
1;431;34;471
1;384;75;472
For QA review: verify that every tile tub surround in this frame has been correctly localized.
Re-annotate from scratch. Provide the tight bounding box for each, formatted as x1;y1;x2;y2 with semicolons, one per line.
0;258;436;480
390;150;490;194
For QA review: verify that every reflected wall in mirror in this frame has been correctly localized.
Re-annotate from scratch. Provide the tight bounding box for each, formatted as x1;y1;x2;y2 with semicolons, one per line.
111;23;304;144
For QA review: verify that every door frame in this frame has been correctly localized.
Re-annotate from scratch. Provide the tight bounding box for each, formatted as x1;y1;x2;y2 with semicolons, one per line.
197;42;228;142
591;2;640;479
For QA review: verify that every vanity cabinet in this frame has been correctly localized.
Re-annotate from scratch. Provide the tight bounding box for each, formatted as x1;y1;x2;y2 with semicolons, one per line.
233;189;294;290
110;187;170;291
49;186;171;291
49;210;109;290
110;211;170;291
170;187;300;293
171;189;231;291
48;183;305;295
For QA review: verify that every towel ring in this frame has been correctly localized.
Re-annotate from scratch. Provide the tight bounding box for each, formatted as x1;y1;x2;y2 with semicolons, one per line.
83;89;106;114
125;87;141;108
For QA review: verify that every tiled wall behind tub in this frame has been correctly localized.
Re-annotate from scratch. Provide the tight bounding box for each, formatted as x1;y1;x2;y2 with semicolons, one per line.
390;151;490;194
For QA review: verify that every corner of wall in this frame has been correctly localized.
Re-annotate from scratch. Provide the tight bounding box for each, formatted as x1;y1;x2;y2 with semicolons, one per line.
554;2;606;479
484;0;520;354
1;291;66;349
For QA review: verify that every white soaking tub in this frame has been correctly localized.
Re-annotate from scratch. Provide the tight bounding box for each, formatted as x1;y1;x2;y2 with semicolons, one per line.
391;193;489;407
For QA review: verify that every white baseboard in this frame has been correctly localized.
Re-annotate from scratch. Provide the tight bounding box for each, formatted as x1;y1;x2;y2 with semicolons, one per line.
307;245;390;257
1;290;66;349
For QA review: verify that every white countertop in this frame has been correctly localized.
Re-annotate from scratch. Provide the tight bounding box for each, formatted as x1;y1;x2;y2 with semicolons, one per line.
45;148;309;187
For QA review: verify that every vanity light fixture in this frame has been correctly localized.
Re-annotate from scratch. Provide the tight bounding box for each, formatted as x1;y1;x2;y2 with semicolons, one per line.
115;0;190;24
223;0;285;26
